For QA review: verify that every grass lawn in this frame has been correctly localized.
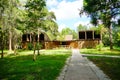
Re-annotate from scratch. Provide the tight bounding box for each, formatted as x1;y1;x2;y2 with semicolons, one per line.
80;47;120;55
0;49;71;80
80;47;120;80
87;56;120;80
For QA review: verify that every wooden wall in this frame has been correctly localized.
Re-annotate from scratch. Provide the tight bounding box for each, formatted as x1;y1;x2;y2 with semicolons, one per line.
45;41;59;49
77;40;100;48
44;40;101;49
22;40;100;49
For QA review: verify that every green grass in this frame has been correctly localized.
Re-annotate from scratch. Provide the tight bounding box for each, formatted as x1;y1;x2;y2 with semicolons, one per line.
87;56;120;80
80;47;120;55
0;49;71;80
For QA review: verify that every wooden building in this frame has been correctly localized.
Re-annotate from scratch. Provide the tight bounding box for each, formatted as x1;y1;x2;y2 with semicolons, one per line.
22;30;101;49
22;32;50;49
77;30;101;48
44;30;101;49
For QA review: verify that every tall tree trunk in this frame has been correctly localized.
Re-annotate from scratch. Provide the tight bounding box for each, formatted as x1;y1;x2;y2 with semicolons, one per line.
30;33;32;42
1;32;4;59
33;48;36;61
33;42;36;61
109;24;113;50
1;46;4;59
9;30;12;53
37;28;40;55
14;44;17;55
33;33;36;61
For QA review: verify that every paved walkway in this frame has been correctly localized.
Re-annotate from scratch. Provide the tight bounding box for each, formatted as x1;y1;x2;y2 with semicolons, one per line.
57;49;111;80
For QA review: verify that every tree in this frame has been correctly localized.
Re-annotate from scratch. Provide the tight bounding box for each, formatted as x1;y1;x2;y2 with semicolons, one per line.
80;0;120;49
5;0;21;53
0;0;9;58
77;24;87;31
45;11;58;40
25;0;46;61
113;26;120;46
25;0;59;60
0;28;6;58
57;27;77;40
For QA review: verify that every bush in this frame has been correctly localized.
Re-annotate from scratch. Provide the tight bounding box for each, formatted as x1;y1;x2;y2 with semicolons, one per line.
36;42;42;50
27;43;33;50
96;43;104;51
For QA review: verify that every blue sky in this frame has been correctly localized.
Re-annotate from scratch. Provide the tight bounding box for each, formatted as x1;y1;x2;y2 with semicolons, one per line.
20;0;92;31
46;0;92;31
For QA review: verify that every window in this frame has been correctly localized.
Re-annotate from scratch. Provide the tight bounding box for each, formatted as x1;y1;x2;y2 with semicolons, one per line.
94;31;101;39
22;34;27;42
86;31;93;39
40;33;44;41
79;30;101;40
79;32;85;39
62;42;66;45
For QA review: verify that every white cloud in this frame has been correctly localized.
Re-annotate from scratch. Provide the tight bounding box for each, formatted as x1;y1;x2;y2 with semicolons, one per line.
46;0;92;30
47;0;83;20
46;0;59;7
58;24;67;32
74;21;93;28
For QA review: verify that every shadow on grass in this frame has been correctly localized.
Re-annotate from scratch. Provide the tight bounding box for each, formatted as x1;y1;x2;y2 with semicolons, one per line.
0;52;70;80
87;56;120;80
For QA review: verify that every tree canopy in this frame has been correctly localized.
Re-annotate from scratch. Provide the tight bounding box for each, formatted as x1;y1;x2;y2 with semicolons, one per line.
80;0;120;49
81;0;120;26
77;24;87;31
57;27;77;40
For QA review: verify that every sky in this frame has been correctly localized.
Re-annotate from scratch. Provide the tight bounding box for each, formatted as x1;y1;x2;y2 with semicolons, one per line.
20;0;92;32
46;0;92;31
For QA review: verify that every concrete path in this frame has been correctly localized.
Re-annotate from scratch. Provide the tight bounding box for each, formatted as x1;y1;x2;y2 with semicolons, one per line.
57;49;110;80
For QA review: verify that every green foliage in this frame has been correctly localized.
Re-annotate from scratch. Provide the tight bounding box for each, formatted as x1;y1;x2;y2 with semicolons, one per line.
45;11;58;39
77;24;87;31
25;0;46;30
61;27;72;35
25;0;58;41
90;24;104;32
117;33;120;41
96;43;104;51
82;0;120;27
98;27;111;46
0;0;24;52
112;27;120;46
47;30;58;40
36;42;42;50
81;0;120;49
103;34;110;46
118;19;120;25
58;27;77;40
46;11;56;20
27;42;43;50
27;43;33;50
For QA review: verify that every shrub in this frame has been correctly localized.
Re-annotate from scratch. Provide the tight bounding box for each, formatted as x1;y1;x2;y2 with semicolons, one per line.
27;43;33;50
36;42;42;50
96;43;104;51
